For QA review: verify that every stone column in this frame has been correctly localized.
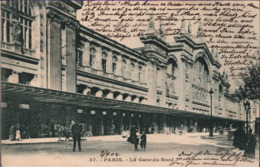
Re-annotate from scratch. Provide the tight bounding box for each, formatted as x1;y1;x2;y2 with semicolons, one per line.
8;71;19;83
116;93;123;100
133;96;139;103
106;91;113;99
83;41;90;67
162;115;167;131
99;111;104;135
65;26;76;93
120;113;124;133
48;17;62;90
95;89;103;97
161;67;167;107
107;50;113;75
94;46;102;71
117;55;123;76
142;65;146;84
153;114;158;133
30;75;39;87
86;111;92;132
146;61;157;105
83;87;91;95
125;94;131;102
178;58;186;110
134;62;138;81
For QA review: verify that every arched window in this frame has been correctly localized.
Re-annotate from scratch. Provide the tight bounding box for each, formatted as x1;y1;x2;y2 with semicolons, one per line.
90;48;96;66
122;59;126;78
102;52;107;73
1;0;33;49
167;58;177;77
194;57;209;89
112;56;117;74
166;58;178;95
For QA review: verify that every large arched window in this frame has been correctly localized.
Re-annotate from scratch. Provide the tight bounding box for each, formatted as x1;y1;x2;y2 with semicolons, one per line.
90;48;96;66
166;58;178;95
194;57;210;89
1;1;33;49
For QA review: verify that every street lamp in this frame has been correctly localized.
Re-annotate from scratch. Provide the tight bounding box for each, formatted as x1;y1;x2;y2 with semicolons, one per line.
244;100;250;134
209;88;214;137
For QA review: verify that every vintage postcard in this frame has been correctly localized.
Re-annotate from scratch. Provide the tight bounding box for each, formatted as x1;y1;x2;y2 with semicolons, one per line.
1;0;259;167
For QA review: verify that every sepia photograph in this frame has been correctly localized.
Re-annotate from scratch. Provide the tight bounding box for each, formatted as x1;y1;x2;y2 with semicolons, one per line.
0;0;259;167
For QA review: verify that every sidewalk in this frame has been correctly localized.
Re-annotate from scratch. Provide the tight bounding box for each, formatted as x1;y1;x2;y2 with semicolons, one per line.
1;132;223;145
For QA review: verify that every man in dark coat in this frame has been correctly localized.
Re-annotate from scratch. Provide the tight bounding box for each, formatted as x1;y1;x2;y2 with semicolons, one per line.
233;126;247;150
71;121;82;152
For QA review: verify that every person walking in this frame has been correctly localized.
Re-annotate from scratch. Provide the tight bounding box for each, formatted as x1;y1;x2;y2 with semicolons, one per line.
244;129;256;158
57;125;64;142
9;125;15;141
71;121;82;152
140;130;147;151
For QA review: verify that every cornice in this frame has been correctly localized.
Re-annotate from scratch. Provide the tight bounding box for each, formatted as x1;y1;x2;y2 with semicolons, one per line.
76;70;148;92
79;26;146;61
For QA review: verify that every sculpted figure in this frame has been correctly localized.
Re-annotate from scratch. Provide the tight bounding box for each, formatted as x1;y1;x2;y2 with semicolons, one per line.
181;17;186;32
188;21;192;34
11;16;21;43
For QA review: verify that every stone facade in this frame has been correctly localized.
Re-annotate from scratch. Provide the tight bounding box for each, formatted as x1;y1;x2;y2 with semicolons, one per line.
1;1;246;139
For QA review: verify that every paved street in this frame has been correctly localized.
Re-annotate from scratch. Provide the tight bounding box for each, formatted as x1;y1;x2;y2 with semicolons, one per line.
1;133;259;167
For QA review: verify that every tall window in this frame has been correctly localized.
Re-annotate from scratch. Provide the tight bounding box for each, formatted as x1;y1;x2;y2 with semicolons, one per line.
122;60;127;78
138;66;142;82
194;57;209;89
102;52;107;73
1;1;33;49
130;63;135;80
166;58;178;95
77;50;83;67
112;56;117;74
90;48;96;66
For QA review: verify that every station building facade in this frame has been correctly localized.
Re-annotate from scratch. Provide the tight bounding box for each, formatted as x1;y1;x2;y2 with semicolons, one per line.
1;1;246;139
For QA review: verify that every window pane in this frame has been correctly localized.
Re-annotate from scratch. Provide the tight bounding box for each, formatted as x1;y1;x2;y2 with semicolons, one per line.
6;20;10;42
29;29;32;49
1;19;5;41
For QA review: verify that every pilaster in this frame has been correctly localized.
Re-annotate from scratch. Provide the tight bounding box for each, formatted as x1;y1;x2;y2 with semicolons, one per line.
65;26;76;93
83;41;90;67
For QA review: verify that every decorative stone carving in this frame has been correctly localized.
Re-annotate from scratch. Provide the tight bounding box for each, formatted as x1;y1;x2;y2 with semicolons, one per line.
166;73;175;96
197;21;203;37
47;9;80;29
50;1;76;15
188;21;192;35
192;84;208;102
181;17;186;33
11;13;21;43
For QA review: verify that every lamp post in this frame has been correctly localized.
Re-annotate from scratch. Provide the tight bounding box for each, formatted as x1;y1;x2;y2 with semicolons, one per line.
209;88;214;137
244;100;250;134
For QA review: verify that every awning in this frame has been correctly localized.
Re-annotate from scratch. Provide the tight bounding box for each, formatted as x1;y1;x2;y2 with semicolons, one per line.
1;82;244;122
